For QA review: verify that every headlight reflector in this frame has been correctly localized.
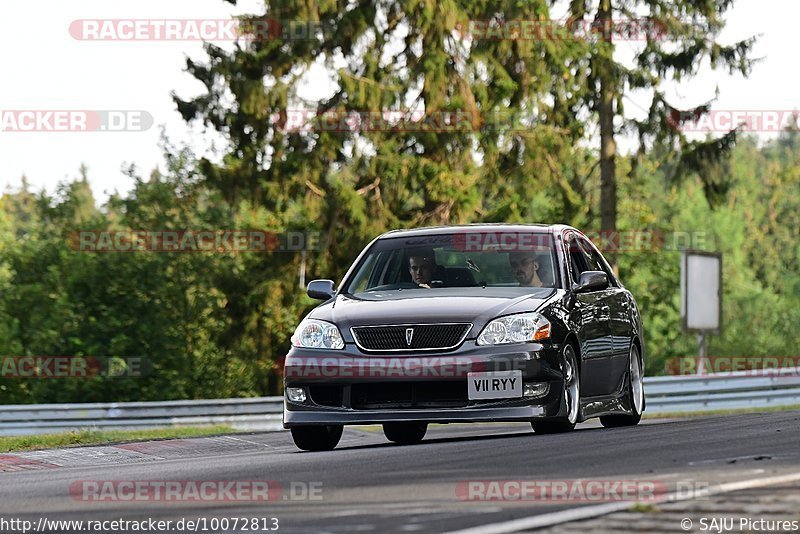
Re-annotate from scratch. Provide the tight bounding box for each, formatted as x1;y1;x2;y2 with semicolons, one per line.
477;312;550;345
292;319;345;349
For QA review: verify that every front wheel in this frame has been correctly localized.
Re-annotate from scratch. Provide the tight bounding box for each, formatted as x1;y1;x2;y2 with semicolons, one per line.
532;343;580;434
383;422;427;444
600;344;644;428
290;425;343;451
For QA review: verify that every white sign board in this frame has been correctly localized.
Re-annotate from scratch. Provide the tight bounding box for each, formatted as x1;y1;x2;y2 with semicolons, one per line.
680;251;722;333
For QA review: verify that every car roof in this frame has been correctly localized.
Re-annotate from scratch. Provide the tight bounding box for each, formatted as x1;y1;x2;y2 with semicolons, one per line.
378;223;575;239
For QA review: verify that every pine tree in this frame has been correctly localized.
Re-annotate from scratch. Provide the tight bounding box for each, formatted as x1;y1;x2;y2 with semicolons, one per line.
174;1;592;234
173;1;588;381
562;0;756;266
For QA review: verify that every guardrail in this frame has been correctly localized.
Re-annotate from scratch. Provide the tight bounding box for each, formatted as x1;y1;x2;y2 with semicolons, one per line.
2;368;799;436
644;366;800;414
0;397;284;437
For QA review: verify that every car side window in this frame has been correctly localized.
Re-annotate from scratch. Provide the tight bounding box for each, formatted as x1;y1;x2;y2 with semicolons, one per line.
567;237;587;284
577;239;602;272
594;251;619;288
579;238;618;288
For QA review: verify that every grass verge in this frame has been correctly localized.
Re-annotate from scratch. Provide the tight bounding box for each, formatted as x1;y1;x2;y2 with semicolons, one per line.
629;503;661;513
0;425;235;453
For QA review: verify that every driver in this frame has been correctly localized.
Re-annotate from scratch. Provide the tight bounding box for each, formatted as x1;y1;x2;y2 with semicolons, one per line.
508;251;545;287
408;248;438;288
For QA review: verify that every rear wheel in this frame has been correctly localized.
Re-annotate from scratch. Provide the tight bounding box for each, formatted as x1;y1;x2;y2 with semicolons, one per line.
600;344;644;428
532;343;580;434
383;422;428;445
290;425;343;451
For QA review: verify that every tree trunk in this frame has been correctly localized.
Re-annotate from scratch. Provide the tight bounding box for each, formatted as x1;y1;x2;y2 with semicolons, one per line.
598;0;618;271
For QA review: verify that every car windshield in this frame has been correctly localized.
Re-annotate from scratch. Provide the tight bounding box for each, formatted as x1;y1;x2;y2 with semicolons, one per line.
344;231;558;294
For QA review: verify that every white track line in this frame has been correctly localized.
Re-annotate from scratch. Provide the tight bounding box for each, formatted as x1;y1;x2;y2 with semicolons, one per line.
446;471;800;534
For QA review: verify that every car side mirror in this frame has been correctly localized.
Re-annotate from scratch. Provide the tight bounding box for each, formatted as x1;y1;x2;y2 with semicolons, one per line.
307;279;336;300
573;271;608;293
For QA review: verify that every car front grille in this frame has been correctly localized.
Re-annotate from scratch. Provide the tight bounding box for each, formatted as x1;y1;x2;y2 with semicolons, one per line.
351;381;468;409
351;323;471;352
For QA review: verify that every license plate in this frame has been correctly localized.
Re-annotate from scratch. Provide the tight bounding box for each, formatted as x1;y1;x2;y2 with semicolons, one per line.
467;370;523;400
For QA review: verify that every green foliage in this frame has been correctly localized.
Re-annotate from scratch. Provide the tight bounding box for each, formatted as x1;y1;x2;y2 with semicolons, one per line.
0;131;797;402
0;1;794;404
0;143;279;402
616;132;800;375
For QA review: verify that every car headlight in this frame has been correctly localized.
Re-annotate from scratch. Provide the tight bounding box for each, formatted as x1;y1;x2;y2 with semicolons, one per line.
291;319;345;349
476;312;551;345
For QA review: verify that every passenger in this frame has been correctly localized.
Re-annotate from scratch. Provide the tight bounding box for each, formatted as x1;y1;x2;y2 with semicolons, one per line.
508;251;545;287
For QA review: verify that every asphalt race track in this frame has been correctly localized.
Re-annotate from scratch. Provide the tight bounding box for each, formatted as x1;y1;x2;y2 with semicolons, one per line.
2;411;799;533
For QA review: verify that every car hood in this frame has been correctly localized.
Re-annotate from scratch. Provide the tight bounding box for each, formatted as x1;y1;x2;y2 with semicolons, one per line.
307;287;562;340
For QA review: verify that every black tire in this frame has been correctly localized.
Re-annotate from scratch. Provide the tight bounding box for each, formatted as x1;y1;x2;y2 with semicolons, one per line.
383;422;428;445
290;425;343;451
601;344;644;428
532;342;580;434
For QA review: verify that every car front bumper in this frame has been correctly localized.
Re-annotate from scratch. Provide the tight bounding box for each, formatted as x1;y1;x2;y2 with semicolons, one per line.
283;341;568;427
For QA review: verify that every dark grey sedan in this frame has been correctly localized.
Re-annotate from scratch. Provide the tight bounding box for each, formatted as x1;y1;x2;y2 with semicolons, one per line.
283;224;645;451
